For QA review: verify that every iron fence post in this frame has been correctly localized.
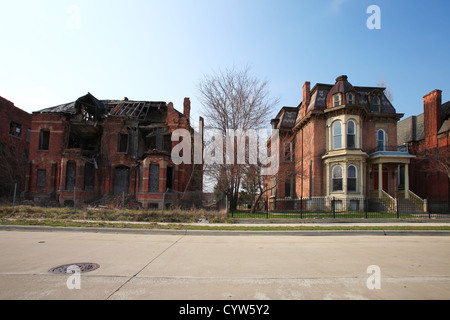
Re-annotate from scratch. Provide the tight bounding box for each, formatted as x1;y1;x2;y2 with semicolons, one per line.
12;183;17;210
332;197;335;219
365;198;368;219
396;198;399;219
300;197;303;219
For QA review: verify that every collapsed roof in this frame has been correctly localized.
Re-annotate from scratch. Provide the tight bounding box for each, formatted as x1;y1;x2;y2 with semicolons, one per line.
36;93;174;122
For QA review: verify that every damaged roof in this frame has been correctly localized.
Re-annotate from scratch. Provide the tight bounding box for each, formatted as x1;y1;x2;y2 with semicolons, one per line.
35;93;170;120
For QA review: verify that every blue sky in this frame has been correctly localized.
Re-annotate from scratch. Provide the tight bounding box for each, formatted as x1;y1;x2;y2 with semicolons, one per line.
1;0;449;124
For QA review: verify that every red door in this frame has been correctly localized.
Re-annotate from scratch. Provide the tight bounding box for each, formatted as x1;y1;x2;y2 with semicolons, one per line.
374;170;388;193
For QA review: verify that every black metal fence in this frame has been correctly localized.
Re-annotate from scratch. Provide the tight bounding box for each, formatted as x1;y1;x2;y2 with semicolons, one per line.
230;197;450;219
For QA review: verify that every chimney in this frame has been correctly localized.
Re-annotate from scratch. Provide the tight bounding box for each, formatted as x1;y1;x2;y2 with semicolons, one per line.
423;89;442;147
184;97;191;120
302;82;311;106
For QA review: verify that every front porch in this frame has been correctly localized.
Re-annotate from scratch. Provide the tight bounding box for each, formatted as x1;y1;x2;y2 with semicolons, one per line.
368;147;427;213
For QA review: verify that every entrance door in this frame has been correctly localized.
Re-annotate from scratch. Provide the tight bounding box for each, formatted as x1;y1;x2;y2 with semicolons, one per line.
374;170;388;193
113;166;130;195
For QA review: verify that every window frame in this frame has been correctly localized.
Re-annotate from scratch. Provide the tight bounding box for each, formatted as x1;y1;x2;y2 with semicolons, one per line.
36;169;46;187
38;130;50;151
283;142;293;162
377;129;386;151
372;96;381;111
333;94;342;107
347;93;355;105
332;165;343;192
347;120;356;149
9;121;22;138
118;132;129;153
347;165;357;192
332;121;343;150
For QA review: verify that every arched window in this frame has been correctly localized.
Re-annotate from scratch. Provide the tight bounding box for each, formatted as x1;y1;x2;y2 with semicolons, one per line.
332;121;342;150
372;96;381;111
373;96;380;106
347;165;357;192
333;94;342;107
377;129;386;151
332;165;343;192
347;120;356;148
347;93;355;105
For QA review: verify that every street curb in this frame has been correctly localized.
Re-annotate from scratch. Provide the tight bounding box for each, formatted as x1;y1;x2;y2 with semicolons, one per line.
1;225;450;237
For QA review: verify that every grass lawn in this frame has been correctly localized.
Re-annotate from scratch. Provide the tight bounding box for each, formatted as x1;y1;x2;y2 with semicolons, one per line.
0;205;449;231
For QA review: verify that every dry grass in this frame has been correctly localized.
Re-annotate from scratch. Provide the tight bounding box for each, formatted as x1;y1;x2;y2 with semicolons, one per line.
0;205;230;224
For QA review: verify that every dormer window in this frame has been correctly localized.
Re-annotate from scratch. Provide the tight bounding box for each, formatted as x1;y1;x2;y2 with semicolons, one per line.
347;93;355;105
372;96;380;109
333;94;342;107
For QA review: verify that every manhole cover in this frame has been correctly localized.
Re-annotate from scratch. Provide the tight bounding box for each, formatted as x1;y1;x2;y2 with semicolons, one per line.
49;263;100;274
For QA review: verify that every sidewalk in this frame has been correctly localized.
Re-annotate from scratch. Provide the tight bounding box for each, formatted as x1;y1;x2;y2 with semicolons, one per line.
1;229;449;300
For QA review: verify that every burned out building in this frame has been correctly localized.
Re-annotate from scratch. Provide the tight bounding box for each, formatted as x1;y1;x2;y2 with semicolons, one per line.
26;93;204;209
0;96;32;198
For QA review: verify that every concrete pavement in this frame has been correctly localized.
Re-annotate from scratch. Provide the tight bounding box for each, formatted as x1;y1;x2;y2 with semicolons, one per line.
0;227;449;301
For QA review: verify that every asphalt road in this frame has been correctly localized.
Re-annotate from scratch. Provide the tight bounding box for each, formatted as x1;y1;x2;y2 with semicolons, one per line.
0;227;449;302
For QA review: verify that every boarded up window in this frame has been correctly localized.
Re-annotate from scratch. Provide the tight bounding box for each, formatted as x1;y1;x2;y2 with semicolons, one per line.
37;169;46;187
84;163;95;191
113;166;130;195
166;166;174;190
138;165;143;193
66;162;76;191
149;164;160;193
39;130;50;151
118;133;129;153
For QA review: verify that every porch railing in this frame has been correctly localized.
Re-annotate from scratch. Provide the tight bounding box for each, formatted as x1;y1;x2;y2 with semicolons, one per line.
381;190;396;213
407;190;427;212
397;189;427;212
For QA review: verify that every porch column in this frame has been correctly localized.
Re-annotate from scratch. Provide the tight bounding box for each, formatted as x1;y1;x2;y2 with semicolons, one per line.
325;162;330;196
405;163;410;199
378;163;383;198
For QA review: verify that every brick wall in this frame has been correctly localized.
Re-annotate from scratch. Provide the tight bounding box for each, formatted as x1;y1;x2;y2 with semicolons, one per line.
0;96;32;196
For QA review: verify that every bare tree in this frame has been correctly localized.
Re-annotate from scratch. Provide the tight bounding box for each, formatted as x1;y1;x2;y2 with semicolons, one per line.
416;145;450;179
377;78;394;102
198;66;279;211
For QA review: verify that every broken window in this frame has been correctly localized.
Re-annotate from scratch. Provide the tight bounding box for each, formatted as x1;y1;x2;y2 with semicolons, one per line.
149;164;160;193
164;134;173;153
9;121;22;138
84;163;95;191
113;166;130;195
118;133;129;153
144;128;169;151
37;169;46;187
66;162;76;191
39;130;50;151
138;165;143;193
166;166;174;191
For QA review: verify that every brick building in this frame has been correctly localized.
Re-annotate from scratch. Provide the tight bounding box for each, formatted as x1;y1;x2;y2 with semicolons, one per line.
0;96;32;198
398;89;450;203
267;75;417;211
26;93;203;209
